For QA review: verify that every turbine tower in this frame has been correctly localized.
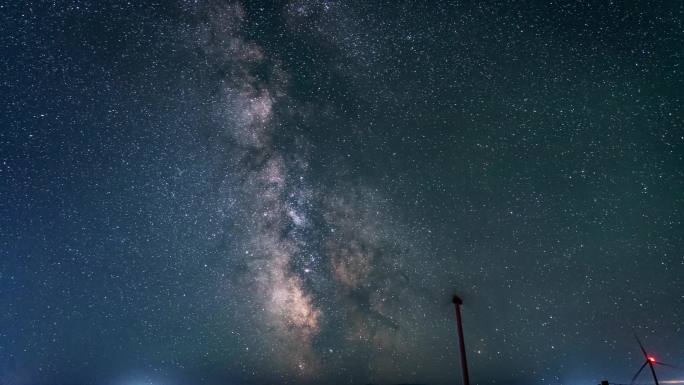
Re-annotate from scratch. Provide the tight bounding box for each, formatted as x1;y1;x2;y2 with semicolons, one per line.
452;295;470;385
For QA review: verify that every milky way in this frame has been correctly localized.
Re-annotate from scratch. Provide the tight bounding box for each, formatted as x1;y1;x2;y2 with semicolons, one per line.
192;2;433;380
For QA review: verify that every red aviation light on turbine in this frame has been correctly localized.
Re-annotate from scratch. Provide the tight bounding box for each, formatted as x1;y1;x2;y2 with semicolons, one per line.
648;356;657;363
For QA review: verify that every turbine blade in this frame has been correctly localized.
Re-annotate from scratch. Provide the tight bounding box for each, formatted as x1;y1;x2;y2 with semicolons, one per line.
655;361;680;369
634;333;649;359
631;361;648;385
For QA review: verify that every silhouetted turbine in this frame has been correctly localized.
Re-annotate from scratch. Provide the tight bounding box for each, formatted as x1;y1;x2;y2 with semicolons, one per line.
630;334;678;385
452;295;470;385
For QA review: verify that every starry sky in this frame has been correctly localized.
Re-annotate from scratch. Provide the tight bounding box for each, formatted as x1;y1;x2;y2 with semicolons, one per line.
1;1;683;385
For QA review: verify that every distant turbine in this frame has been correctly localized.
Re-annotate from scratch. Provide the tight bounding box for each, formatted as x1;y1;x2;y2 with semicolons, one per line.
452;295;470;385
630;334;678;385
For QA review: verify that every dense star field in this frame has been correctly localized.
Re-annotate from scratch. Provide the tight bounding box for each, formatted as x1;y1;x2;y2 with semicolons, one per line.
1;1;683;385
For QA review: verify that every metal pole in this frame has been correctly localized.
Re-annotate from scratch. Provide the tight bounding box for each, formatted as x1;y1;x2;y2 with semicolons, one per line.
452;295;470;385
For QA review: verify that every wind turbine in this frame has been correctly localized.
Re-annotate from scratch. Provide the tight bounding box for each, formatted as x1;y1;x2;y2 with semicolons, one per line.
452;294;470;385
630;334;677;385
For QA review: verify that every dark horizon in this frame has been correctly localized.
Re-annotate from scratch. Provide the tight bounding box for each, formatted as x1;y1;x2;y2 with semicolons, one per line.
1;1;682;385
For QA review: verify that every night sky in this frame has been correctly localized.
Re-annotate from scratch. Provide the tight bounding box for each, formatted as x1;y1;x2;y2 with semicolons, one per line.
1;1;683;385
